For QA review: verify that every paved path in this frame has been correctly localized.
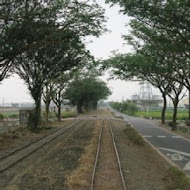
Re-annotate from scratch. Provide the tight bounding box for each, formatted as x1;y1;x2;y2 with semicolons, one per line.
111;109;190;175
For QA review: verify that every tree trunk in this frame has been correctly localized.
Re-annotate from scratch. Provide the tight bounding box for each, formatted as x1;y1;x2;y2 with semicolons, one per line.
77;104;83;114
189;89;190;121
33;96;41;129
172;102;178;131
161;94;167;125
57;102;61;122
45;101;50;124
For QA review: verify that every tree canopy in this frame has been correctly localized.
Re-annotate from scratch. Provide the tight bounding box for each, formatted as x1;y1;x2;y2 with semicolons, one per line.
0;0;107;81
65;77;111;113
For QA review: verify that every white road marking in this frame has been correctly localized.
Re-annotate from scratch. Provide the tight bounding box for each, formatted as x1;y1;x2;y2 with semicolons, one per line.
172;136;182;138
143;135;152;138
159;148;190;171
142;119;190;143
166;153;188;161
159;148;190;157
157;136;166;138
183;161;190;170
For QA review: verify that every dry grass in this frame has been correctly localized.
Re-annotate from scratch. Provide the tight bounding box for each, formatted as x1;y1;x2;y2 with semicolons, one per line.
6;185;20;190
66;120;101;190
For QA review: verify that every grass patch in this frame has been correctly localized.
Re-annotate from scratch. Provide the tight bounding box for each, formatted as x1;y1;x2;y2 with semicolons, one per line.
136;110;188;120
61;111;76;118
166;166;190;189
123;125;144;145
0;111;19;118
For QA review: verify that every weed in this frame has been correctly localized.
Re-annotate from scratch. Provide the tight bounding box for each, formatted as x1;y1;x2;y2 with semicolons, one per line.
166;166;190;189
123;125;144;145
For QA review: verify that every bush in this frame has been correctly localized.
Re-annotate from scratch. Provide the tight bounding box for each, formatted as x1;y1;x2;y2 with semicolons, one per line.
110;100;138;115
126;102;138;115
0;113;4;121
61;111;76;118
123;125;144;145
167;166;190;189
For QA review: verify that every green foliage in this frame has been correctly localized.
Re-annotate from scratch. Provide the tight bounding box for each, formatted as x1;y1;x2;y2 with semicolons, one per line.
2;0;107;128
123;125;144;145
0;0;107;81
126;102;138;115
0;113;4;121
61;111;76;118
137;110;188;120
65;77;111;113
104;0;190;125
110;100;138;116
110;102;123;111
167;166;190;190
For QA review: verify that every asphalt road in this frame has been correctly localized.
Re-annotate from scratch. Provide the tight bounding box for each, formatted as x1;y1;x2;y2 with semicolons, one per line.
111;108;190;175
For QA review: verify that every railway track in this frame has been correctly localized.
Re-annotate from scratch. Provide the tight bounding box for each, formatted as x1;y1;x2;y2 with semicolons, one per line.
91;119;126;190
0;119;84;173
0;120;73;160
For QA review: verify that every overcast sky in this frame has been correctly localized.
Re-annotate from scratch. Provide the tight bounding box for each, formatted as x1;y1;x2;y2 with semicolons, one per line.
0;0;147;104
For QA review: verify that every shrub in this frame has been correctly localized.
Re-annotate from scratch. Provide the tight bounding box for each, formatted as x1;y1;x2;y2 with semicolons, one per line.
61;111;76;118
123;125;144;145
167;166;190;189
0;113;4;121
110;100;138;115
126;102;138;115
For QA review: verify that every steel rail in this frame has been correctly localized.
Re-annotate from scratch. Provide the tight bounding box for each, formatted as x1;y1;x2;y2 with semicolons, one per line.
109;119;127;190
90;119;104;190
0;120;83;173
0;120;74;161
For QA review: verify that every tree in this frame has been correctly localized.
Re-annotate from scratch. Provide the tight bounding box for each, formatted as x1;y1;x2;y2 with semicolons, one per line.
0;0;107;82
52;73;74;122
103;53;173;124
42;81;55;124
168;82;186;130
15;37;91;129
106;0;190;120
13;0;107;129
65;77;111;113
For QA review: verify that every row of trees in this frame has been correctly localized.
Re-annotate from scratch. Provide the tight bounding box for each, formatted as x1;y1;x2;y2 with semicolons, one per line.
0;0;107;129
41;70;111;124
110;100;138;116
104;0;190;130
